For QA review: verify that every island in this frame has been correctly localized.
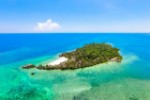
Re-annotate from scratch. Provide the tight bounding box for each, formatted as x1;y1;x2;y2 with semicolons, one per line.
22;43;122;70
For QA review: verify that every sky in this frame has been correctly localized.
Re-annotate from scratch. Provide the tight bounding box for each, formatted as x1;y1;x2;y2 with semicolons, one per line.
0;0;150;33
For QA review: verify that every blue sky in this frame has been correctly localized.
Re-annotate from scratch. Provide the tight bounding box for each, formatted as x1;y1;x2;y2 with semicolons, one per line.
0;0;150;33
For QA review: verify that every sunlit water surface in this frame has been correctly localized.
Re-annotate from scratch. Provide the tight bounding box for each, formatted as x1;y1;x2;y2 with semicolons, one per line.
0;34;150;100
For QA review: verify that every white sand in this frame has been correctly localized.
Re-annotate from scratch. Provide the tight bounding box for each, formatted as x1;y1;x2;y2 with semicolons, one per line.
48;57;68;66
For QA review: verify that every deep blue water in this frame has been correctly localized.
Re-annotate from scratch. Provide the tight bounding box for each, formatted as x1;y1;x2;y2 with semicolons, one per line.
0;33;149;64
0;33;150;100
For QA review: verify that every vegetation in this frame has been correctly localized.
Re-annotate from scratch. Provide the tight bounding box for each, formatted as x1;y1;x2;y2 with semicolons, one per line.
58;43;122;69
22;43;122;70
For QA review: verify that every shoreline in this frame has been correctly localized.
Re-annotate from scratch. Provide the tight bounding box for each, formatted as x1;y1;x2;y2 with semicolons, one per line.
22;43;122;70
48;57;68;66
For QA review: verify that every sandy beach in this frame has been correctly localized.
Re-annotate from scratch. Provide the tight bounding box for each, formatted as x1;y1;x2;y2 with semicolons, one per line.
48;57;68;66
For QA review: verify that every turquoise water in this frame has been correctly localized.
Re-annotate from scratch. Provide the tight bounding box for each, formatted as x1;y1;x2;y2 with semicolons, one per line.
0;34;150;100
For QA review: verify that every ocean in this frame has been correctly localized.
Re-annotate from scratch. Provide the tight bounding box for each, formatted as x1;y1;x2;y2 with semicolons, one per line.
0;33;150;100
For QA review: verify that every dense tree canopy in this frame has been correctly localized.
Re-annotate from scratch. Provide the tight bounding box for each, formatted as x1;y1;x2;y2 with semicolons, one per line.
58;43;122;69
23;43;122;70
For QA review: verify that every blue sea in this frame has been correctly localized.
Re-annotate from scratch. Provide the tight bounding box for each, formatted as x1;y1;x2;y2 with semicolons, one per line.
0;33;150;100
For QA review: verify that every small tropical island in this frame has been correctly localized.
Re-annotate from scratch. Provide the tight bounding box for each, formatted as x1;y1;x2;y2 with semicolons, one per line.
22;43;122;70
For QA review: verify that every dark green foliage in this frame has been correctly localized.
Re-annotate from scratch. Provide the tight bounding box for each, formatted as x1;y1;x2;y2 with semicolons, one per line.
36;65;46;69
59;43;122;69
23;43;122;70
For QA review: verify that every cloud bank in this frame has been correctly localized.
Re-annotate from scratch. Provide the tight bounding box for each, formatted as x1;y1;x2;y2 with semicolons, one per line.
34;19;60;32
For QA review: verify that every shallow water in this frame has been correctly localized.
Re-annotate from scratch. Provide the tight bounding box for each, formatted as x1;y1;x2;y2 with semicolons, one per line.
0;34;150;100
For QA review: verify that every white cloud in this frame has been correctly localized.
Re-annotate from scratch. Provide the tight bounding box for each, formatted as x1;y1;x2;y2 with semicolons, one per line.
34;19;60;32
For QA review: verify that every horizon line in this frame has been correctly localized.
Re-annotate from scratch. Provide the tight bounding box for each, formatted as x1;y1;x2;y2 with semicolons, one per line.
0;32;150;34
